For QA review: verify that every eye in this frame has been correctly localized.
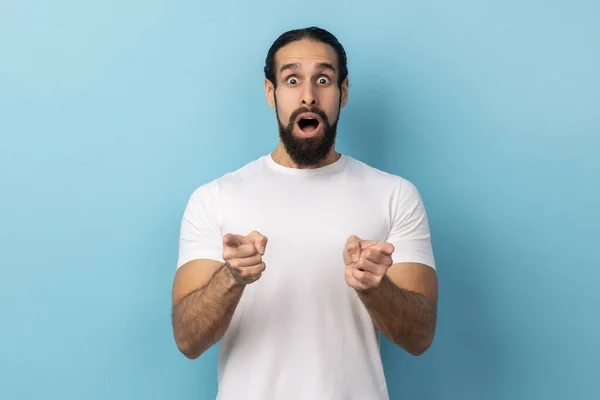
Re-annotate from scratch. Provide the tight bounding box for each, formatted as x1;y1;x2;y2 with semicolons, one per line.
286;76;299;85
317;76;331;85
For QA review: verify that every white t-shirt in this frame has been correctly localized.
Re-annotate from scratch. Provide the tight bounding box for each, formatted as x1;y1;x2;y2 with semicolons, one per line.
177;153;436;400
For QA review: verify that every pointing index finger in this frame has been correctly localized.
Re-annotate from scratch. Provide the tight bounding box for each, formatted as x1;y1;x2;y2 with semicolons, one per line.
375;242;395;256
223;233;247;248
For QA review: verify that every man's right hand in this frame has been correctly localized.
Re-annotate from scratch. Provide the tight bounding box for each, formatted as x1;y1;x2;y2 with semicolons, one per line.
222;230;268;285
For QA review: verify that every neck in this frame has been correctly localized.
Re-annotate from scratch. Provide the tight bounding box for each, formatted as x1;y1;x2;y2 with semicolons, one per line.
271;142;341;169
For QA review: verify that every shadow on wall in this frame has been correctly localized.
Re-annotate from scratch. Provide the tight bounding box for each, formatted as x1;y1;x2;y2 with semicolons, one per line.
381;222;510;399
343;74;509;399
338;78;393;170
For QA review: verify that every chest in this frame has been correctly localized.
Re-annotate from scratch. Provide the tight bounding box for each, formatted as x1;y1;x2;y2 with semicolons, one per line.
221;177;391;246
220;178;390;284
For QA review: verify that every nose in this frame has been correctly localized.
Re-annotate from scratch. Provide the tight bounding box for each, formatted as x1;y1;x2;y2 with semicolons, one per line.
301;83;317;106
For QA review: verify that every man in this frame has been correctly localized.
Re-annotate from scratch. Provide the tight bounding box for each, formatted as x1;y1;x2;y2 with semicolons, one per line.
171;26;438;400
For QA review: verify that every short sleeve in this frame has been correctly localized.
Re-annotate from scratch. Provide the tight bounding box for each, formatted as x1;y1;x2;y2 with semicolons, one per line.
386;178;436;270
177;180;225;269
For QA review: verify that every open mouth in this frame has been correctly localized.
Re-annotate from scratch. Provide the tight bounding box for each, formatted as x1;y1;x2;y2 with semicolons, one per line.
297;116;321;135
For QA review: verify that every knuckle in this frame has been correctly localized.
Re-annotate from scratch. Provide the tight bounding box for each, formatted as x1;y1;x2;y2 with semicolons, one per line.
222;248;233;260
364;249;376;258
224;248;236;259
238;268;251;278
241;244;256;257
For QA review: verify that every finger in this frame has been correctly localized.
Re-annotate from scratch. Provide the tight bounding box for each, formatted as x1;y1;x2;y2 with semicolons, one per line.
358;240;379;249
223;233;251;248
358;241;394;259
354;256;388;275
345;235;361;262
374;242;395;256
354;239;380;263
247;230;268;255
343;245;354;265
229;253;263;269
360;248;386;264
351;268;377;288
235;262;266;280
361;248;393;267
246;272;263;283
223;243;258;260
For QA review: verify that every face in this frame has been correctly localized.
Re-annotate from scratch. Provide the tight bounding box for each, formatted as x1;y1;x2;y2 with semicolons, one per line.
265;39;349;166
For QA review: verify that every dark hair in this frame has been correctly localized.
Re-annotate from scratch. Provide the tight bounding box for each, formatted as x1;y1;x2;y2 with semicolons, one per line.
264;26;348;88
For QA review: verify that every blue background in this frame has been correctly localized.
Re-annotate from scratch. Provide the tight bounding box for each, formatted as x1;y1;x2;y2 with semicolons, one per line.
1;1;598;399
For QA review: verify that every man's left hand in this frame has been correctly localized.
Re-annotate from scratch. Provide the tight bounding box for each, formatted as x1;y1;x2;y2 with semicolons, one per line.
344;235;395;291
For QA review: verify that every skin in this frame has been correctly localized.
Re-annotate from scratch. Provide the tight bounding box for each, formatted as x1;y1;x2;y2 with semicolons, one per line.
171;39;438;359
171;232;267;359
264;39;349;169
343;236;438;355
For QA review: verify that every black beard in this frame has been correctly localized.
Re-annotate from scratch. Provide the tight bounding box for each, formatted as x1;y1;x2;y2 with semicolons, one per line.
276;104;338;167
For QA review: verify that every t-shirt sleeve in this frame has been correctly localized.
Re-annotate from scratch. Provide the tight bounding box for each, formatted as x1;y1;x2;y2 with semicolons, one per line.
177;180;225;269
386;178;436;270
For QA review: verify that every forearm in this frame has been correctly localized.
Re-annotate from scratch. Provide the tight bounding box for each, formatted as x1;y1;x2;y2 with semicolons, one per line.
172;263;244;359
357;275;436;356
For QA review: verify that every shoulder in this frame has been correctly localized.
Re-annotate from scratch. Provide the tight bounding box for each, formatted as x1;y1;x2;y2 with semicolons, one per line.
346;156;400;180
347;156;416;189
187;155;267;200
345;156;425;207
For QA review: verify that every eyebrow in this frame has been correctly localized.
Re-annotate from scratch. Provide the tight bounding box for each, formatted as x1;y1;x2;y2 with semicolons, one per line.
279;62;337;75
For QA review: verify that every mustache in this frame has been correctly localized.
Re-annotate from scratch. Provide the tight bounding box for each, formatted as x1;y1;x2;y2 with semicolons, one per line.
288;106;329;125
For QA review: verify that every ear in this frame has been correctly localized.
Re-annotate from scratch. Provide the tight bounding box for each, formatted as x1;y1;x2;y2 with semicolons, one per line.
340;77;349;108
265;78;276;109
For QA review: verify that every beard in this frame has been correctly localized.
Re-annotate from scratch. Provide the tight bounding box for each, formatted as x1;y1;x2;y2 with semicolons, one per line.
276;100;339;167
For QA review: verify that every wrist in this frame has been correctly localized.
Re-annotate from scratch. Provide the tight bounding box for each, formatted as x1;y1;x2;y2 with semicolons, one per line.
356;275;389;296
356;285;380;297
222;262;246;289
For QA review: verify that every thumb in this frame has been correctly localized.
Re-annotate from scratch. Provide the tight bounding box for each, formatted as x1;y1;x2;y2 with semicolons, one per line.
247;230;268;255
345;235;361;262
359;240;379;249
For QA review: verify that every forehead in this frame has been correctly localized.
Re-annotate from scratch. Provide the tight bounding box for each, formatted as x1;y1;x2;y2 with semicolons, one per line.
275;39;339;73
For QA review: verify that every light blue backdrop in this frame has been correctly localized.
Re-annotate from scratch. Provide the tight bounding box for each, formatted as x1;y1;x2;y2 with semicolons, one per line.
1;1;598;399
